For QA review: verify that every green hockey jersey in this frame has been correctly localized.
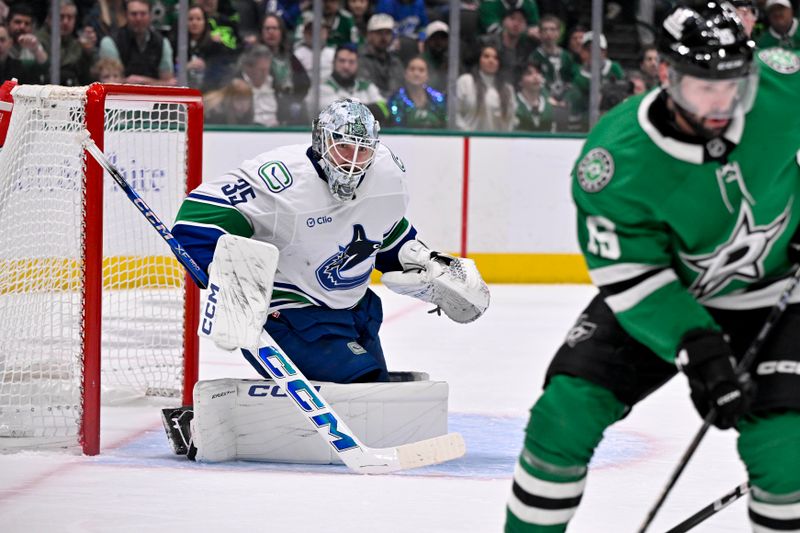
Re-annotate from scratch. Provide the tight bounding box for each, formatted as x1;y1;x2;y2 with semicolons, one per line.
571;48;800;363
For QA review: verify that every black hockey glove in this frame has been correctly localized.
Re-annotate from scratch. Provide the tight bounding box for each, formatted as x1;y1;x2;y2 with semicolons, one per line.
676;329;755;430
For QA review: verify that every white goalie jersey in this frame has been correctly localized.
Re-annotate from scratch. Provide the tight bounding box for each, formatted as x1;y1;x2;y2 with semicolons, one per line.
174;143;411;310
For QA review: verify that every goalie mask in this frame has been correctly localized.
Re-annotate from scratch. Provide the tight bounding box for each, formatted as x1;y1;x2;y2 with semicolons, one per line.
658;1;757;136
312;98;380;202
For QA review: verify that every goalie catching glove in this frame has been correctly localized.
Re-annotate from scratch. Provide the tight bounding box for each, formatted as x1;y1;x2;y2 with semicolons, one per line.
381;240;490;323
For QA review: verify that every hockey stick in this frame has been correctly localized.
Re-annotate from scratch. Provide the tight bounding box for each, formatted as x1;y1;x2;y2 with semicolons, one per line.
81;135;466;474
637;265;800;532
664;483;750;533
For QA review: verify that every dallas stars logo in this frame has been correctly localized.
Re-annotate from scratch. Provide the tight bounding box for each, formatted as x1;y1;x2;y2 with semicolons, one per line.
681;202;789;299
758;48;800;74
577;148;614;193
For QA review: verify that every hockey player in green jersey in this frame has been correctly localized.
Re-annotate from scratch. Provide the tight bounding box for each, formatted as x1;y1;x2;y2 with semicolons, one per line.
506;2;800;531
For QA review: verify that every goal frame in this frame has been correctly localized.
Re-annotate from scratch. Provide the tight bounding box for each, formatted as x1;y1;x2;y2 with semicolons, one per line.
80;83;203;455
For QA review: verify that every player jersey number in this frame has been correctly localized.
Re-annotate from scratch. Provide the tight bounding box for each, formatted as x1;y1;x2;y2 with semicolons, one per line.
586;216;621;260
221;178;256;206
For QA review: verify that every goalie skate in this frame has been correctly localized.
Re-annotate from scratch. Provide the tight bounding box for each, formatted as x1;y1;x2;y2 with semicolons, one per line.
161;406;196;460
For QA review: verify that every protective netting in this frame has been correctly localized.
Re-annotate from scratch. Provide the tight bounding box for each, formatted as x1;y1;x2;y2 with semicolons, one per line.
0;86;189;450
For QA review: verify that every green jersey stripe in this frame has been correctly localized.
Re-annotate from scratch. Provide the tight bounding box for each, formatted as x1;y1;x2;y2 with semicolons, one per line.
380;218;411;250
175;198;253;237
272;289;316;306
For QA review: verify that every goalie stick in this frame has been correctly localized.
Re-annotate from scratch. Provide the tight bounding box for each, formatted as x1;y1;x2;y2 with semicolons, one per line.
81;134;466;474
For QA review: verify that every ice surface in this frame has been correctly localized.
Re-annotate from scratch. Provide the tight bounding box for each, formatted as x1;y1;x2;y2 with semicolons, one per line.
0;285;749;532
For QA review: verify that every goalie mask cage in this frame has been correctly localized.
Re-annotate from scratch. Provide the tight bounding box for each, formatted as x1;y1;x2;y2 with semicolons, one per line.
0;84;202;455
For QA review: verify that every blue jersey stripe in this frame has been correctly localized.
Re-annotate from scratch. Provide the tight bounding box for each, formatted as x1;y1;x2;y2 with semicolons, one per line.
187;192;232;206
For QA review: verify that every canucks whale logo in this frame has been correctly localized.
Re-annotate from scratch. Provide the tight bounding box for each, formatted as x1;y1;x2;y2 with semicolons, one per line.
316;224;381;291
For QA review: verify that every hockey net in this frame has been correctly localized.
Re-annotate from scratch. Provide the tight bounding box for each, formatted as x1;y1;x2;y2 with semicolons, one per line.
0;84;202;454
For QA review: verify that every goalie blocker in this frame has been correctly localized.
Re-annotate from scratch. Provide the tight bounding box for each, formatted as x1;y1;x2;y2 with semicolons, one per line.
163;372;450;464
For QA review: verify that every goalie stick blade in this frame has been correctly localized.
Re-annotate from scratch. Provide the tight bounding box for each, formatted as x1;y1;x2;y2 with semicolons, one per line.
346;432;466;475
396;432;466;470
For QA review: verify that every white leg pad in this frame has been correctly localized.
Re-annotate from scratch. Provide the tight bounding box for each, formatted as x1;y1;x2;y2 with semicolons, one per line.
191;375;450;464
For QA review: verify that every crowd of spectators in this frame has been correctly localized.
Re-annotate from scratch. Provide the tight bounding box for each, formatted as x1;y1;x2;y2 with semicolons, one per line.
0;0;798;132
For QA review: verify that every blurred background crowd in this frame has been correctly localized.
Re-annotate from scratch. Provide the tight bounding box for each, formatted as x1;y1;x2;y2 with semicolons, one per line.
0;0;798;132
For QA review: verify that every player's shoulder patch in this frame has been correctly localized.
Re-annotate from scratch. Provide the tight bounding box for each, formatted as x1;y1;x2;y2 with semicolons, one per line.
576;147;614;193
257;160;294;193
386;146;406;172
758;48;800;74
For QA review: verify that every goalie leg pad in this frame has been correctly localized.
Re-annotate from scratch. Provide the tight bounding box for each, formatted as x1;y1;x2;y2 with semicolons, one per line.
197;234;279;351
191;376;450;464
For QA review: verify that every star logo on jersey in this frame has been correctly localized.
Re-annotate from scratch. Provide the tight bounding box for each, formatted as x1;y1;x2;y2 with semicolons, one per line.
681;202;790;299
315;224;381;291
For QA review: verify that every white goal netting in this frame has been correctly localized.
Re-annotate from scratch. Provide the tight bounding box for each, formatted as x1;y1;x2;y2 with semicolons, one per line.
0;85;194;450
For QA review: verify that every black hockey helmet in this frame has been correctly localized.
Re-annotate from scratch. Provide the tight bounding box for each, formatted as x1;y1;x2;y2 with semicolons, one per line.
658;1;755;79
657;1;759;127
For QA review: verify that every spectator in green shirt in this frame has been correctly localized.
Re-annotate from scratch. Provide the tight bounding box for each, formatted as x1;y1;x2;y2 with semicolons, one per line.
479;0;540;41
529;14;574;102
564;31;624;131
757;0;800;50
196;0;242;52
295;0;359;46
514;61;553;132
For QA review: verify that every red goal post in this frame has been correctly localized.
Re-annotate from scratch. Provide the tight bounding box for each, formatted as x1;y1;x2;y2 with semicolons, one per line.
0;83;203;455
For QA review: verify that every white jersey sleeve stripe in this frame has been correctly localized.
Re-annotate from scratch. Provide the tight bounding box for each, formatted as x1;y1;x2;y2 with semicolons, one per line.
186;192;234;208
172;220;229;234
749;499;800;520
589;263;665;286
605;269;678;313
512;462;587;498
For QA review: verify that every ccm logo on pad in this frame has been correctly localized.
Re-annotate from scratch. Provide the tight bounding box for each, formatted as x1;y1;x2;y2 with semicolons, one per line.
756;360;800;375
199;283;220;335
248;384;321;397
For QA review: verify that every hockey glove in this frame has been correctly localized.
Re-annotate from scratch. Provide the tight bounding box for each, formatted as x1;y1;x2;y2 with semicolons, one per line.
381;240;490;323
676;329;755;430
